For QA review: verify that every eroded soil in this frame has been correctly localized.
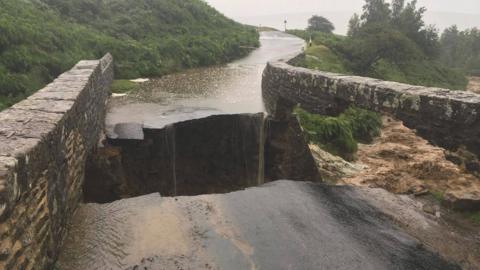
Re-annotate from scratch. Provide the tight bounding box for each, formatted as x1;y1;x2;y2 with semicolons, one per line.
340;116;480;201
335;116;480;269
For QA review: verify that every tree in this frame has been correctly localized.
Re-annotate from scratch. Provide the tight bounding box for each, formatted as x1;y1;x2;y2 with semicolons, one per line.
307;15;335;33
338;23;422;74
391;0;405;19
440;26;480;74
393;1;426;40
361;0;391;24
347;13;361;37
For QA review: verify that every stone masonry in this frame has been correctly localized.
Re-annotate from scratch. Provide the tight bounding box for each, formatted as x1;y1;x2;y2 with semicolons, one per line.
0;54;113;269
262;61;480;157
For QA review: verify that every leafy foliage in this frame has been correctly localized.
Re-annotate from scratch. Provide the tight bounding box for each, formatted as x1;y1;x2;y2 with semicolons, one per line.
288;0;468;90
361;0;391;24
0;0;259;110
340;107;382;143
307;16;335;33
289;44;350;74
295;107;382;160
440;26;480;76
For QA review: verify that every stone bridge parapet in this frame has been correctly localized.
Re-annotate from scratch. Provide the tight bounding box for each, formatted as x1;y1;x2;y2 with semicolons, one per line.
0;54;113;269
262;61;480;157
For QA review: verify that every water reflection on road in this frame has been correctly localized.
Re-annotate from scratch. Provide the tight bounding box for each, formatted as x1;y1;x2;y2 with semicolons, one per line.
106;31;304;137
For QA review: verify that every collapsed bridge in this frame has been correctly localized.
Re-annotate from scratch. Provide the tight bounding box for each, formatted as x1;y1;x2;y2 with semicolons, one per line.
0;53;477;269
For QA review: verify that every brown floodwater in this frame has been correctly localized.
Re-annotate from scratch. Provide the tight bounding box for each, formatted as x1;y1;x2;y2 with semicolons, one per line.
106;31;305;138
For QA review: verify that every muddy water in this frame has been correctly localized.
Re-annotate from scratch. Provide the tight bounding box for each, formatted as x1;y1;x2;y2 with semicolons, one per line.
106;31;305;138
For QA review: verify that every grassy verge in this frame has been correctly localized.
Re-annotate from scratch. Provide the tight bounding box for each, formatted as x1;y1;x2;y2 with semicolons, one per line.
288;30;468;90
257;26;278;32
299;45;351;74
295;107;382;160
111;80;141;94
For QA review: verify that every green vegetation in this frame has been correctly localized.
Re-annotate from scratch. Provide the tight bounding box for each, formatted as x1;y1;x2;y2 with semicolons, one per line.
295;107;382;160
295;45;351;74
256;26;278;32
341;107;382;143
288;0;468;90
0;0;259;110
111;80;140;94
307;15;335;34
440;26;480;76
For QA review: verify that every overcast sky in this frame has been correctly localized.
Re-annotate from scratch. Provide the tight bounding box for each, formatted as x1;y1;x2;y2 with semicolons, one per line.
205;0;480;17
205;0;480;34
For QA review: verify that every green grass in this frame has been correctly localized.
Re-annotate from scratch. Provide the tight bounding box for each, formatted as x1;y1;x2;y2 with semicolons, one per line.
0;96;21;111
302;45;351;74
295;106;382;160
371;59;468;90
0;0;259;111
288;29;468;90
111;80;140;94
257;26;278;32
341;107;382;143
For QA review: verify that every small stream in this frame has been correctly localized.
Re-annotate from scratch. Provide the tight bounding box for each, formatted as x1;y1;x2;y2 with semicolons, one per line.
105;31;304;138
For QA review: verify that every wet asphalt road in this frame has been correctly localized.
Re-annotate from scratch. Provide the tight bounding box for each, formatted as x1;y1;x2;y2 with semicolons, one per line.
57;181;459;270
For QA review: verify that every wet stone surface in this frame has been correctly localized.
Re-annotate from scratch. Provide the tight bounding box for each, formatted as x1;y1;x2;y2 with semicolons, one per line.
262;61;480;157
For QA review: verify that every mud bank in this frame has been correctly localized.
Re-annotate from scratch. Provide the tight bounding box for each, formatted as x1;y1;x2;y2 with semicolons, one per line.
340;116;480;211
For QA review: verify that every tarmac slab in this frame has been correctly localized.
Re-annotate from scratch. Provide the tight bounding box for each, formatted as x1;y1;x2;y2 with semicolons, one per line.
56;180;459;270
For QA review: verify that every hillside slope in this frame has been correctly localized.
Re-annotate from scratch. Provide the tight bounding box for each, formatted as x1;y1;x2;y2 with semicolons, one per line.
288;30;467;90
0;0;259;109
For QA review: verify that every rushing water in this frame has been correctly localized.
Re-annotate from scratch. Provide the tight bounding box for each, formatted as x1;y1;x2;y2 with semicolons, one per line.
106;31;304;138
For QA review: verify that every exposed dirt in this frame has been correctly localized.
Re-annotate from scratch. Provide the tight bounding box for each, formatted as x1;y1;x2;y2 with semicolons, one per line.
340;116;480;203
468;77;480;94
334;116;480;269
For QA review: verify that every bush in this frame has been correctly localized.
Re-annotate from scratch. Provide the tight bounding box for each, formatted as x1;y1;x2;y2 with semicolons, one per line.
0;0;260;110
295;107;382;160
287;0;470;91
340;107;382;143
